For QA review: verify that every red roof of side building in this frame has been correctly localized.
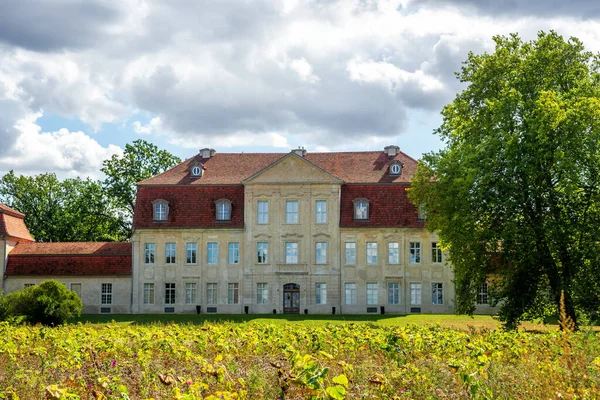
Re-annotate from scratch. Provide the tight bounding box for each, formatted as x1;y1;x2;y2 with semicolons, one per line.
0;204;34;242
138;150;418;186
6;242;131;276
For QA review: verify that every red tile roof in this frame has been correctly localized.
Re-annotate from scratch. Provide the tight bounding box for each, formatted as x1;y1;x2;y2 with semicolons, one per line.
138;150;418;186
0;204;34;242
6;242;131;276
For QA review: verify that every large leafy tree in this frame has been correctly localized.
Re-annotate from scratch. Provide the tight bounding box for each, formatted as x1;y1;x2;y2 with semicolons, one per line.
101;139;181;229
0;172;128;242
410;31;600;328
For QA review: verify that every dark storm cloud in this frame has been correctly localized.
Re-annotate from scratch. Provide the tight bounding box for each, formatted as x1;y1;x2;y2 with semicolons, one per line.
417;0;600;19
0;0;127;51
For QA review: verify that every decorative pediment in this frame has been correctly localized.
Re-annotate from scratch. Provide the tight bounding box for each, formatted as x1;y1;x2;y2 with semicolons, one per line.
242;153;343;185
253;233;272;239
281;233;304;239
312;233;331;239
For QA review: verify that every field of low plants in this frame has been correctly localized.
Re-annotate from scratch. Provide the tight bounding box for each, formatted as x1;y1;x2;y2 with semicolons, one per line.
0;320;599;399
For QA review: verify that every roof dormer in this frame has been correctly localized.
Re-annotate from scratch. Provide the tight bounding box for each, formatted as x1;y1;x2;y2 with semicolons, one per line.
389;160;402;176
190;162;204;178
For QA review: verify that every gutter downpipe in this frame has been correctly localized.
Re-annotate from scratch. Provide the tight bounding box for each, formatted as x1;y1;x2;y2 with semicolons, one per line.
2;236;6;293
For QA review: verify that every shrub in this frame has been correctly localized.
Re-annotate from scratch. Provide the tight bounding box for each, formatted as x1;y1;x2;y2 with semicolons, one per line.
4;280;83;326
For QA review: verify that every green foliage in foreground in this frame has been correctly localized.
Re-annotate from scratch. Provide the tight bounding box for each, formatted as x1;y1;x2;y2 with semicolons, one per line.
410;31;600;329
0;321;598;399
2;280;83;326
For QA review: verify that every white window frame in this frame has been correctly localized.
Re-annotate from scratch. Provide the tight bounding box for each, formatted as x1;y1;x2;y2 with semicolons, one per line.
477;282;489;305
152;199;169;221
143;283;155;305
315;242;327;264
216;199;232;221
186;243;197;264
390;162;402;175
144;243;155;264
185;282;197;305
257;242;269;264
345;283;357;305
388;242;399;264
207;283;217;305
410;283;422;305
345;242;356;265
366;242;378;264
165;242;176;264
286;200;299;224
207;242;218;265
432;283;443;305
165;283;176;305
257;282;268;304
432;242;442;263
285;242;299;264
257;201;269;224
315;200;327;224
353;198;369;220
315;283;327;305
388;283;400;305
366;282;378;305
228;283;239;305
101;283;112;305
409;242;421;264
228;242;240;264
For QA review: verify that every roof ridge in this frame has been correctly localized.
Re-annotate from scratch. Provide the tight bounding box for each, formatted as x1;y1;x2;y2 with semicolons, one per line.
0;203;25;218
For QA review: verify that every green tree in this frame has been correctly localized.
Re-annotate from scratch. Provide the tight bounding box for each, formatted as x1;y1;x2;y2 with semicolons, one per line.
4;280;83;326
410;31;600;329
101;139;181;232
0;172;128;242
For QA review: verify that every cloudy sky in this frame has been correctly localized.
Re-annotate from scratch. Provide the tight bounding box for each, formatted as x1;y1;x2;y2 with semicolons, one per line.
1;0;600;179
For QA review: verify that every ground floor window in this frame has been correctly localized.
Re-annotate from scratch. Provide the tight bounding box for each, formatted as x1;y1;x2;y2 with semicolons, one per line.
477;282;489;305
185;282;197;304
432;283;443;305
366;282;378;305
101;283;112;305
207;283;217;304
257;283;268;304
143;283;155;304
165;283;176;305
345;283;357;305
388;283;400;305
315;283;327;304
410;283;421;305
228;283;239;304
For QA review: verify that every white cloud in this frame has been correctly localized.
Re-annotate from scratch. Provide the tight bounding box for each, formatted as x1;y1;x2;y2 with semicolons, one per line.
132;116;162;135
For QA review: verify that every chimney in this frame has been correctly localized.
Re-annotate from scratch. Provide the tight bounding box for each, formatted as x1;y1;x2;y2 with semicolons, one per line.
292;146;307;157
200;148;216;159
384;145;400;157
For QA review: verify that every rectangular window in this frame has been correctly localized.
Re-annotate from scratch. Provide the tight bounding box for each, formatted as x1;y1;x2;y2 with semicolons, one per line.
477;282;489;305
207;283;217;305
228;283;239;304
388;242;399;264
257;282;268;304
286;242;298;264
432;283;443;305
257;242;269;263
410;283;422;305
144;243;155;264
165;242;176;264
207;242;218;264
432;242;442;263
367;242;378;264
354;200;369;220
286;200;299;224
143;283;155;304
315;200;327;223
366;282;378;305
24;283;35;288
388;283;400;305
101;283;112;305
409;242;421;264
257;201;269;224
186;282;197;305
186;243;197;264
315;242;327;264
345;242;356;264
345;283;357;305
228;242;240;264
217;201;231;221
315;283;327;304
165;283;176;305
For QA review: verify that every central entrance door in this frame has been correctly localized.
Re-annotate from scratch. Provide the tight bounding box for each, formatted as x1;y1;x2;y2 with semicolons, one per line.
283;283;300;314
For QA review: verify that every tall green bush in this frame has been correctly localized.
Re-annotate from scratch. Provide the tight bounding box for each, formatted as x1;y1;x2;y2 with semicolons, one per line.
4;280;83;326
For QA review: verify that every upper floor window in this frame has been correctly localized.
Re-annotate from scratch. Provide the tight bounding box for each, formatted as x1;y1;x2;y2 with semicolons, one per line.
353;198;369;220
367;242;378;264
190;163;203;178
286;201;299;224
345;242;356;265
165;243;176;264
152;199;169;221
216;199;232;221
389;161;402;176
207;242;218;264
432;242;442;263
410;242;421;264
228;242;240;264
315;242;327;264
418;204;426;221
285;242;299;264
144;243;155;264
315;200;327;223
257;201;269;224
186;243;197;264
388;242;399;264
257;242;269;264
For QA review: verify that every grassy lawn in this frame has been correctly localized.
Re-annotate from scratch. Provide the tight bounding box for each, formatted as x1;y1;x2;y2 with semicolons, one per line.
70;313;558;330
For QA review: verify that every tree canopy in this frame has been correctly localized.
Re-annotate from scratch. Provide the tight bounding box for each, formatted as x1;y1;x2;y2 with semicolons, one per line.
410;31;600;328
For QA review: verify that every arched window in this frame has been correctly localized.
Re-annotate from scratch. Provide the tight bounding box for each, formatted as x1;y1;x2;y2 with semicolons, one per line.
190;163;203;177
216;199;232;221
353;198;369;220
389;161;402;176
152;199;169;221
